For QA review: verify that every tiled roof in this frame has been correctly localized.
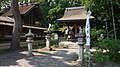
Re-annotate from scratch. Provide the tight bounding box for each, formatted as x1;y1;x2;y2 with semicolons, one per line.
57;6;94;22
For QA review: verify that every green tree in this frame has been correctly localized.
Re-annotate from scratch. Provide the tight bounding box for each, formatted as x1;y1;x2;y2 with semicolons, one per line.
0;0;10;12
82;0;120;39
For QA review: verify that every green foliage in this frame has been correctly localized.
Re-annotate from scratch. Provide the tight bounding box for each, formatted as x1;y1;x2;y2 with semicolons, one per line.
59;26;68;33
93;39;120;63
97;39;120;60
39;0;81;29
82;0;120;39
50;39;59;46
0;0;9;12
50;32;59;46
91;29;105;38
93;51;110;64
91;29;105;47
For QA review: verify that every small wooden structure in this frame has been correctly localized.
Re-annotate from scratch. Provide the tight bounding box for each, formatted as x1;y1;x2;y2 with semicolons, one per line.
3;4;44;25
57;6;94;41
0;4;47;41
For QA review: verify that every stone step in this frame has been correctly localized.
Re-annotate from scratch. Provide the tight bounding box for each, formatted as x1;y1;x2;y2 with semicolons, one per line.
59;41;78;49
68;44;78;49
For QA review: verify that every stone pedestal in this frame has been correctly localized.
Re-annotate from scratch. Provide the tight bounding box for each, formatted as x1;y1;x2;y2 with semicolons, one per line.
26;40;34;56
77;44;84;64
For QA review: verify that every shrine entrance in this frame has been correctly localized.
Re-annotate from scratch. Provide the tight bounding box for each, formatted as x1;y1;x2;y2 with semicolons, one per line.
57;6;94;41
57;6;94;65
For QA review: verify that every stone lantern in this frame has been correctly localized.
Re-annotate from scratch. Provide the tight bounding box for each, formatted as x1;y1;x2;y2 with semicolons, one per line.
25;29;34;56
45;33;51;51
44;23;51;51
76;26;84;64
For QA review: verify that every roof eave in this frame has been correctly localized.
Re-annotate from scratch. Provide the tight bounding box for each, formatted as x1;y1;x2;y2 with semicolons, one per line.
57;17;94;23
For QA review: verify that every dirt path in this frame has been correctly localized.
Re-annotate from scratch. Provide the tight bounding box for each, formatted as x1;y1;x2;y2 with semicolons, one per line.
0;48;79;67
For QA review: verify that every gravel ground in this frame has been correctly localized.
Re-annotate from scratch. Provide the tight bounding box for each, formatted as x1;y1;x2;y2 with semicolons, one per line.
0;48;119;67
0;48;80;67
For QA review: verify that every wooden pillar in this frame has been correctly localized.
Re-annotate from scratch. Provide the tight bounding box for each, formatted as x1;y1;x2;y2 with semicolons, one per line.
29;14;30;25
2;27;6;38
74;22;77;35
67;25;69;35
31;11;33;25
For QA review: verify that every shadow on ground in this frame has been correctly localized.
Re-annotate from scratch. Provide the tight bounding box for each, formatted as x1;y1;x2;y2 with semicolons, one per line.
0;49;27;66
27;49;78;67
0;48;78;67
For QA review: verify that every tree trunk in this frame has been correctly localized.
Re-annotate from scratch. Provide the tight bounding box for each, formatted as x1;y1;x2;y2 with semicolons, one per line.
10;0;22;50
110;0;117;39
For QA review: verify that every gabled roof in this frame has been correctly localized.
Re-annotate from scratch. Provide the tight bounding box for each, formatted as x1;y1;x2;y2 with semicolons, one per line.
3;4;44;21
0;16;14;22
0;4;46;31
57;6;94;22
3;5;35;16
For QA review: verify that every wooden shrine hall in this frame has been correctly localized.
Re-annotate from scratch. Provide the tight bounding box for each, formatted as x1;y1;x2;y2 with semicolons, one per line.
57;6;94;41
0;4;47;41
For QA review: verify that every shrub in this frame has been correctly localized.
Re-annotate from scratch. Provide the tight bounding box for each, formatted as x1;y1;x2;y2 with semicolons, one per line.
91;29;105;47
50;39;59;46
93;51;110;64
93;39;120;63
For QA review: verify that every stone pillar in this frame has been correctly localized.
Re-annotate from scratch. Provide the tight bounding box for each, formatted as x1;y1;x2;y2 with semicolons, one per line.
77;26;84;64
25;29;34;56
